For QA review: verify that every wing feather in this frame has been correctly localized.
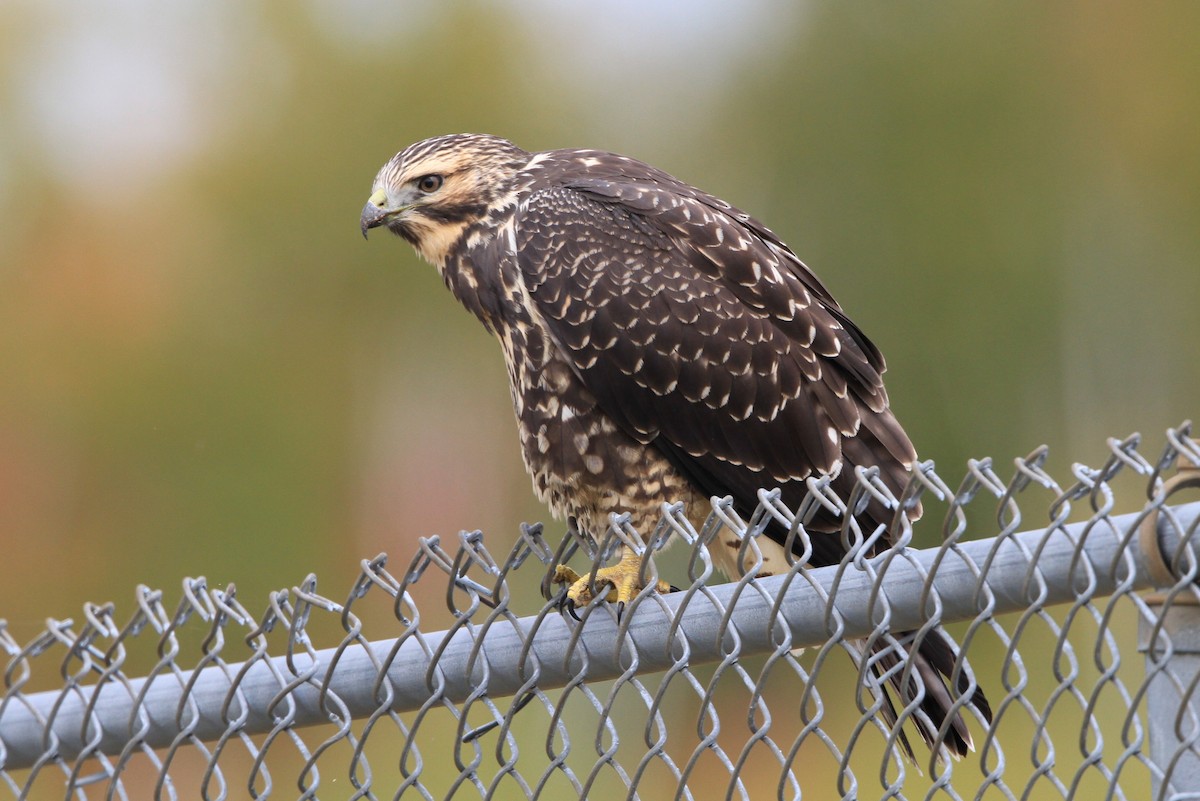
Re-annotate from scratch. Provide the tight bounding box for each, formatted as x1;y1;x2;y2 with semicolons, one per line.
515;170;915;547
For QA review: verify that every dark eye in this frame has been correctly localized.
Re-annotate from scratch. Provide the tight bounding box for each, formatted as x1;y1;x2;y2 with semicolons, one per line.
416;174;443;193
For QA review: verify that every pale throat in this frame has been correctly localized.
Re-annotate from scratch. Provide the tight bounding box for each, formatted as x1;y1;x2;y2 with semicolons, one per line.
411;218;471;269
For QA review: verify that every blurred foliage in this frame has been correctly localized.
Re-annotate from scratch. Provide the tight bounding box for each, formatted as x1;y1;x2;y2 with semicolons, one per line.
0;2;1197;793
2;0;1198;623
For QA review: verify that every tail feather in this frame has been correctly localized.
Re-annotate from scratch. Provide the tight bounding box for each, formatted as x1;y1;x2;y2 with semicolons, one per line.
867;628;992;761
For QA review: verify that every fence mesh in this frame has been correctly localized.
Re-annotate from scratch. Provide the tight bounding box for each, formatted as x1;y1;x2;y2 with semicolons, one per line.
2;423;1199;800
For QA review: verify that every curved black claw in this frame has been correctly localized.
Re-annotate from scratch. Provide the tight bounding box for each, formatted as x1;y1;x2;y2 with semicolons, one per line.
615;601;625;623
564;598;581;622
461;691;538;743
549;584;573;616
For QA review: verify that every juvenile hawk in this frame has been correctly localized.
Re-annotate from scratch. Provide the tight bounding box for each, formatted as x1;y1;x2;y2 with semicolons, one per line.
361;133;990;757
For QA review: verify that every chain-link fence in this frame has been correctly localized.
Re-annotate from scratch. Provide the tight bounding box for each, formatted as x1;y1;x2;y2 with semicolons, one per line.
1;423;1199;800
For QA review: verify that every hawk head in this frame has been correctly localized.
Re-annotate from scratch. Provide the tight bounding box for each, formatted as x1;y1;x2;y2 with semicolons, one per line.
360;133;528;267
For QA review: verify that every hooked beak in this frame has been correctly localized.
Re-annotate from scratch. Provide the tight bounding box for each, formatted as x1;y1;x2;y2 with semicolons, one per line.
360;188;392;239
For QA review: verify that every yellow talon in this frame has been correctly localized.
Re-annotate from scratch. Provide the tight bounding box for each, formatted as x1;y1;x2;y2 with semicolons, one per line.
553;549;673;610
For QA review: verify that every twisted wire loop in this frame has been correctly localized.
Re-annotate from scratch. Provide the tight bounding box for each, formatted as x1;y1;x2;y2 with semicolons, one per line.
1;423;1198;800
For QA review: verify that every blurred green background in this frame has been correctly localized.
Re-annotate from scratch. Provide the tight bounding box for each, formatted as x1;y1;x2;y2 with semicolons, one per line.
0;1;1197;794
3;0;1198;632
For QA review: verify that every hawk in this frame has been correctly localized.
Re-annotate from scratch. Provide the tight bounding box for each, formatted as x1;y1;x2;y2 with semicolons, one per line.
361;133;991;758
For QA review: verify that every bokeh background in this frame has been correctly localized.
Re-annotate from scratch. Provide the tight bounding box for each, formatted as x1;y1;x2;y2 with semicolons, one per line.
1;1;1198;795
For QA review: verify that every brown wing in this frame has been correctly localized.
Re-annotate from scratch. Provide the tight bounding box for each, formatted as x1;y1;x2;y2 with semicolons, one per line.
515;170;915;562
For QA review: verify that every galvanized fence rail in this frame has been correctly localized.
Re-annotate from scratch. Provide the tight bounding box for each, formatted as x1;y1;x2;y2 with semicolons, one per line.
1;423;1199;800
